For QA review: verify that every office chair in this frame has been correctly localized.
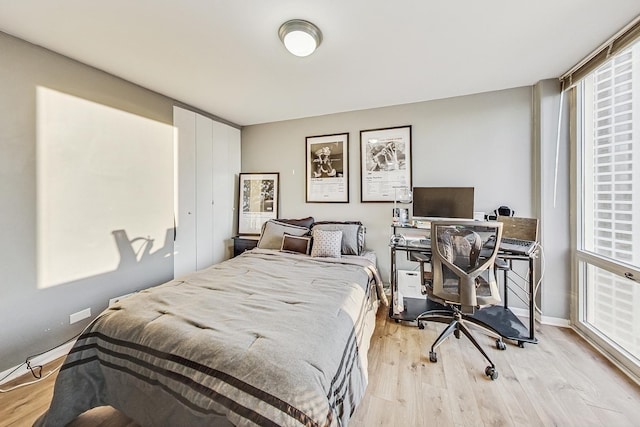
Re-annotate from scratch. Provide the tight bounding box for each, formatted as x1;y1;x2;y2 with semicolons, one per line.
416;221;505;380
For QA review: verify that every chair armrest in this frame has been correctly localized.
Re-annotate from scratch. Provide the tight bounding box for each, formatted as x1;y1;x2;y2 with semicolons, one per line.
411;252;432;295
413;252;430;263
495;257;510;270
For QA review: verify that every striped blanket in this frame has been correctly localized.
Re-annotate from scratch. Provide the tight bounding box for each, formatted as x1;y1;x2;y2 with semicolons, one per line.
36;249;384;426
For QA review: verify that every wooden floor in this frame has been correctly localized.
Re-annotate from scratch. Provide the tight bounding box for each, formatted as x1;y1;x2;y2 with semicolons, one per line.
2;307;640;427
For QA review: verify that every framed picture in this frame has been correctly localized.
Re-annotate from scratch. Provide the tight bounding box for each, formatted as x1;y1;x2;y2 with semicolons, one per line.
360;125;412;202
238;172;279;235
305;133;349;203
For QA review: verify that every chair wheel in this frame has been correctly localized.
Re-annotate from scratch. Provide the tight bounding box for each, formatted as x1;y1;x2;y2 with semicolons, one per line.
485;366;498;380
454;329;460;339
496;339;506;350
395;319;400;323
429;351;437;363
418;321;425;330
518;341;525;348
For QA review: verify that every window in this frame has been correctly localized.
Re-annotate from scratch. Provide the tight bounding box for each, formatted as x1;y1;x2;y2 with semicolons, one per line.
575;37;640;378
582;48;640;268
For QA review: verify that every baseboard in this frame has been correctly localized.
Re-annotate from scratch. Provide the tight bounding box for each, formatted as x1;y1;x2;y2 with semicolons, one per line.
509;306;570;328
0;340;75;386
540;314;571;327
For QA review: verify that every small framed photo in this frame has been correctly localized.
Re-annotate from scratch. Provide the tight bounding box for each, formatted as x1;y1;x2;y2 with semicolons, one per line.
238;172;279;235
360;125;412;202
306;133;349;203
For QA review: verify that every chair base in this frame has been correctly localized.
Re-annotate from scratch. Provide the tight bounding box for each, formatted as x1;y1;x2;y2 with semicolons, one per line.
419;310;502;380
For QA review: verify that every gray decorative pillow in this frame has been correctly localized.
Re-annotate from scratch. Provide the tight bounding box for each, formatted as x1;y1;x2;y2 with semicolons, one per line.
257;220;310;250
311;221;365;255
276;217;315;229
310;229;342;258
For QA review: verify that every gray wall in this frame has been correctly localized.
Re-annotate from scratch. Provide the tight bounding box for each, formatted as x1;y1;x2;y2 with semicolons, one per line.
242;88;535;282
0;32;177;371
242;84;571;321
534;80;571;321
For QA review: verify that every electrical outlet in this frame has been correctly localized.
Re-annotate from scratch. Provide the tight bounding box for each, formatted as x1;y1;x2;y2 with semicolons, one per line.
70;308;91;324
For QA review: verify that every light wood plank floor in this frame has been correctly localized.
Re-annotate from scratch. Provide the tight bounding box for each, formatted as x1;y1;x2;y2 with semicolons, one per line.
2;307;640;427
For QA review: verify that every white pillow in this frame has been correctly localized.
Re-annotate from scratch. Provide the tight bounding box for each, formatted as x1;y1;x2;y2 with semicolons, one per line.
311;229;343;258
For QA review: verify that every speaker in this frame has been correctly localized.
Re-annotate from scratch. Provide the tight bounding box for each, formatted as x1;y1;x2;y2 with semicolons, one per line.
486;205;514;220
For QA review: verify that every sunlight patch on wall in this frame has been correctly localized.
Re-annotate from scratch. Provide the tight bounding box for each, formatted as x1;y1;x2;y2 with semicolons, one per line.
36;87;174;289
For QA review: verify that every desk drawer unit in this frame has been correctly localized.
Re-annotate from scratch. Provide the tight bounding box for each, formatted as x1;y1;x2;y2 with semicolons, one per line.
397;270;425;299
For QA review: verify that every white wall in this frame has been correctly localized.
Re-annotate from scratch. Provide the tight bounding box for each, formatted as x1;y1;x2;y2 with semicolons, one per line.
242;87;534;285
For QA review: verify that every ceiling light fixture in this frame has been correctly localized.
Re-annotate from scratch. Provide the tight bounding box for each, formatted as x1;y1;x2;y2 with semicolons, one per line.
278;19;322;57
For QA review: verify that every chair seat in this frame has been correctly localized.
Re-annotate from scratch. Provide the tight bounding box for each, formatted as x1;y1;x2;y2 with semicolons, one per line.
426;275;501;308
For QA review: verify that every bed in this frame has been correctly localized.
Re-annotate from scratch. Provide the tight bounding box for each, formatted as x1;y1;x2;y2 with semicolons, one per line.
36;220;386;427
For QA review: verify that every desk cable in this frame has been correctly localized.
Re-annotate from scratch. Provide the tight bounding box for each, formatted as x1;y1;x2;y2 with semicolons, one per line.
0;334;78;393
533;244;546;318
0;361;63;393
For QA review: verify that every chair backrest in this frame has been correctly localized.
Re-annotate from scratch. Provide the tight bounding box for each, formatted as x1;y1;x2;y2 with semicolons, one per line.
430;221;503;312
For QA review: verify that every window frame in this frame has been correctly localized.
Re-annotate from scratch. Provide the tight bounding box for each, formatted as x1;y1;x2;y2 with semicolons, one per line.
572;76;640;382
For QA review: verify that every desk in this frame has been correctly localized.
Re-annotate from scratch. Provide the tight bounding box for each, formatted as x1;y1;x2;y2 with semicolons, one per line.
389;237;538;346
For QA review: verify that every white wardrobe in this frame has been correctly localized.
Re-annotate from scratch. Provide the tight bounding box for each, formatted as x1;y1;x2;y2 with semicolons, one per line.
173;106;241;278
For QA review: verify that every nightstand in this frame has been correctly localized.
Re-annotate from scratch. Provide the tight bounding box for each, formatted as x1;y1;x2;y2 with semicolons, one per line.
232;235;259;257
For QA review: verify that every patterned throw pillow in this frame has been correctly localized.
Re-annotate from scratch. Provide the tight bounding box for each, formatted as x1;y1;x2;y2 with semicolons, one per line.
310;229;343;258
311;221;365;255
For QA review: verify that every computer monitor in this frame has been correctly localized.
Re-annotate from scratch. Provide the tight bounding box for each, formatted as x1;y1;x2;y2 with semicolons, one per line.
412;187;475;220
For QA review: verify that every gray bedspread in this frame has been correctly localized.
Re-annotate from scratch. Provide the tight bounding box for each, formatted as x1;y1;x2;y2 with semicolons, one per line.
36;249;385;427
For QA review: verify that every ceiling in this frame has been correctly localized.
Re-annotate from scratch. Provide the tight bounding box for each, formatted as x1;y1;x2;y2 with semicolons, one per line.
1;1;639;127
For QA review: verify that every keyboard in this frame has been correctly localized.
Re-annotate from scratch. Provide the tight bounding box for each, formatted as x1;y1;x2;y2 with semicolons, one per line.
406;238;430;248
485;236;537;255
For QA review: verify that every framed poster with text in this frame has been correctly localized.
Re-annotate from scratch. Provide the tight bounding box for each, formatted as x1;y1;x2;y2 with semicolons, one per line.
360;125;412;202
305;132;349;203
238;172;279;234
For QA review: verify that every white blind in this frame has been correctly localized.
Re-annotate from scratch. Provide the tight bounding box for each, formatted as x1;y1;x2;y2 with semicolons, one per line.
589;48;637;264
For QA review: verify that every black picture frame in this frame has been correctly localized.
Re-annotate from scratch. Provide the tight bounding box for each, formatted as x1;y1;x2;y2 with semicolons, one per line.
360;125;412;202
238;172;280;235
305;132;349;203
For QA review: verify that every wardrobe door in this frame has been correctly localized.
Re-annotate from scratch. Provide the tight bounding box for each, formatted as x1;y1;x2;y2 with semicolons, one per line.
174;106;240;275
195;113;215;270
211;120;230;264
228;125;241;258
173;107;197;278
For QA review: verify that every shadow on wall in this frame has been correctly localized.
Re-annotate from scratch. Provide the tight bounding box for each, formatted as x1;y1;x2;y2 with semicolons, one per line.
40;228;175;302
112;229;173;271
